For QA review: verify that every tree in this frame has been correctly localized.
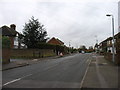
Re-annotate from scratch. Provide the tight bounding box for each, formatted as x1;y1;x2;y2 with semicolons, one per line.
89;46;93;50
79;45;87;50
23;16;48;48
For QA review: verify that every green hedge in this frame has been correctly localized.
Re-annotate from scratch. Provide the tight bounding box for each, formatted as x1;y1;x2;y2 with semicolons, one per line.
37;43;63;50
36;43;55;49
2;36;10;48
35;43;68;54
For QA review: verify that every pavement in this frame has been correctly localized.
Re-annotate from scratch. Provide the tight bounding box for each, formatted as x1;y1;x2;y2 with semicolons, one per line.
2;55;61;71
81;54;118;88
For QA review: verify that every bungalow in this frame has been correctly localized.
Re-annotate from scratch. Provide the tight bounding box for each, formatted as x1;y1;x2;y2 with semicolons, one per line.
47;37;64;46
47;37;65;55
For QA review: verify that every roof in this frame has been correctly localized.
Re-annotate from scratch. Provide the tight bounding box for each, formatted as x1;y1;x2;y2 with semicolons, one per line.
94;43;99;47
47;37;64;45
0;25;18;36
56;38;64;44
106;37;113;41
115;32;120;38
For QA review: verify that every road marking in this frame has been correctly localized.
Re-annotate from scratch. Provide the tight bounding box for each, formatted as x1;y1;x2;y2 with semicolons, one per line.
3;78;21;86
86;59;89;63
3;74;32;86
80;58;91;88
3;62;61;86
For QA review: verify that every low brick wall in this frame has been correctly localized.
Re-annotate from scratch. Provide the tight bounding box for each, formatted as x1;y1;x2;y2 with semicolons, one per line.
116;51;120;65
2;49;10;64
11;49;56;59
104;52;119;65
104;52;112;62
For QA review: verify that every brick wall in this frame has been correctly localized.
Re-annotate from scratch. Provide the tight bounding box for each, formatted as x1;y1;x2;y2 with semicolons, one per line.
2;48;11;64
11;49;56;58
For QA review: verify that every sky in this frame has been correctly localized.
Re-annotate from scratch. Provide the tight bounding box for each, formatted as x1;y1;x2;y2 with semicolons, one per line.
0;0;119;48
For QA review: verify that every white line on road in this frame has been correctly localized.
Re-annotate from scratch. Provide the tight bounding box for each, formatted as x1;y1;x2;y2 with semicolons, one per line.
3;61;62;87
80;58;91;88
3;74;32;86
3;78;21;86
86;59;89;63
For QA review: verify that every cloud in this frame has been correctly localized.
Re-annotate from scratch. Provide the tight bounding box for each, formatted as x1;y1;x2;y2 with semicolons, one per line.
0;0;118;48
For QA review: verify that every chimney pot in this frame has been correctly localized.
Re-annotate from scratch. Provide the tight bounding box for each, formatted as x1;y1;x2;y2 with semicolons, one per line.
10;24;16;30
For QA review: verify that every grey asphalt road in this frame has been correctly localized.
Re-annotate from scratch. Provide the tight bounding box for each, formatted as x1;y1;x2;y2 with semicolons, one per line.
2;53;92;88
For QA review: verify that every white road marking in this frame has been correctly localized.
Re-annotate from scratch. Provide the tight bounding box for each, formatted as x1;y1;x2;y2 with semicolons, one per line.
86;59;89;63
3;62;61;87
3;74;32;86
80;58;91;88
3;78;21;86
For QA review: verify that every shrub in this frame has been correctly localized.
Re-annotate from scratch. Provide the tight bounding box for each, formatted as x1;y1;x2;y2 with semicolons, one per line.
36;43;56;49
2;36;10;48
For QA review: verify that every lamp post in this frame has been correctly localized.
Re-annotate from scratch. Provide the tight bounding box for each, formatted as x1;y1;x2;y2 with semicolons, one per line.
106;14;115;63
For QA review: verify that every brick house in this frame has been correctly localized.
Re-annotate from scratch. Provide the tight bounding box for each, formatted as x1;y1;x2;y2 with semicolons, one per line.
99;32;120;65
47;37;64;46
47;37;65;55
114;32;120;65
115;32;120;51
106;37;113;53
0;24;18;48
99;39;107;54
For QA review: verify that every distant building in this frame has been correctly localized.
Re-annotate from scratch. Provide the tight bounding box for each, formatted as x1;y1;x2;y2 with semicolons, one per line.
99;39;107;53
47;37;64;46
94;43;99;53
106;37;114;53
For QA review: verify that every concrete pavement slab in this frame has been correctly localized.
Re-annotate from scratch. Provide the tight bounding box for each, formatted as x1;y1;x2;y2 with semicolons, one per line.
81;54;118;88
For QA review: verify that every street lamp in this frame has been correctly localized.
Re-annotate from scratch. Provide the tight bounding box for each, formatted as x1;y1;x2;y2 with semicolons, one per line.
106;14;115;63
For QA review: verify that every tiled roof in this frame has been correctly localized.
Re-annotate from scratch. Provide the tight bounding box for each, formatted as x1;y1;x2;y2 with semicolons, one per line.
0;25;18;36
56;38;64;44
47;37;64;45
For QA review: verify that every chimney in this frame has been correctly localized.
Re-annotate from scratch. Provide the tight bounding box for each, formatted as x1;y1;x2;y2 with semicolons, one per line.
10;24;16;30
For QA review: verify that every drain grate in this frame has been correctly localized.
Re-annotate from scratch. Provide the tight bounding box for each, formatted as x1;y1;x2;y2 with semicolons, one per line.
98;63;107;66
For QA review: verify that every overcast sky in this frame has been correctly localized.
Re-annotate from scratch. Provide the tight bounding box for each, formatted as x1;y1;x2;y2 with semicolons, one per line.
0;0;119;48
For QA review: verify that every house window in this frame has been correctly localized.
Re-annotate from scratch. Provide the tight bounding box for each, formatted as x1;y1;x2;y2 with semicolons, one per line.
14;36;18;48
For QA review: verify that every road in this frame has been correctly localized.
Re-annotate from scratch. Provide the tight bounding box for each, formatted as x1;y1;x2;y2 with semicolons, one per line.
3;53;92;88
